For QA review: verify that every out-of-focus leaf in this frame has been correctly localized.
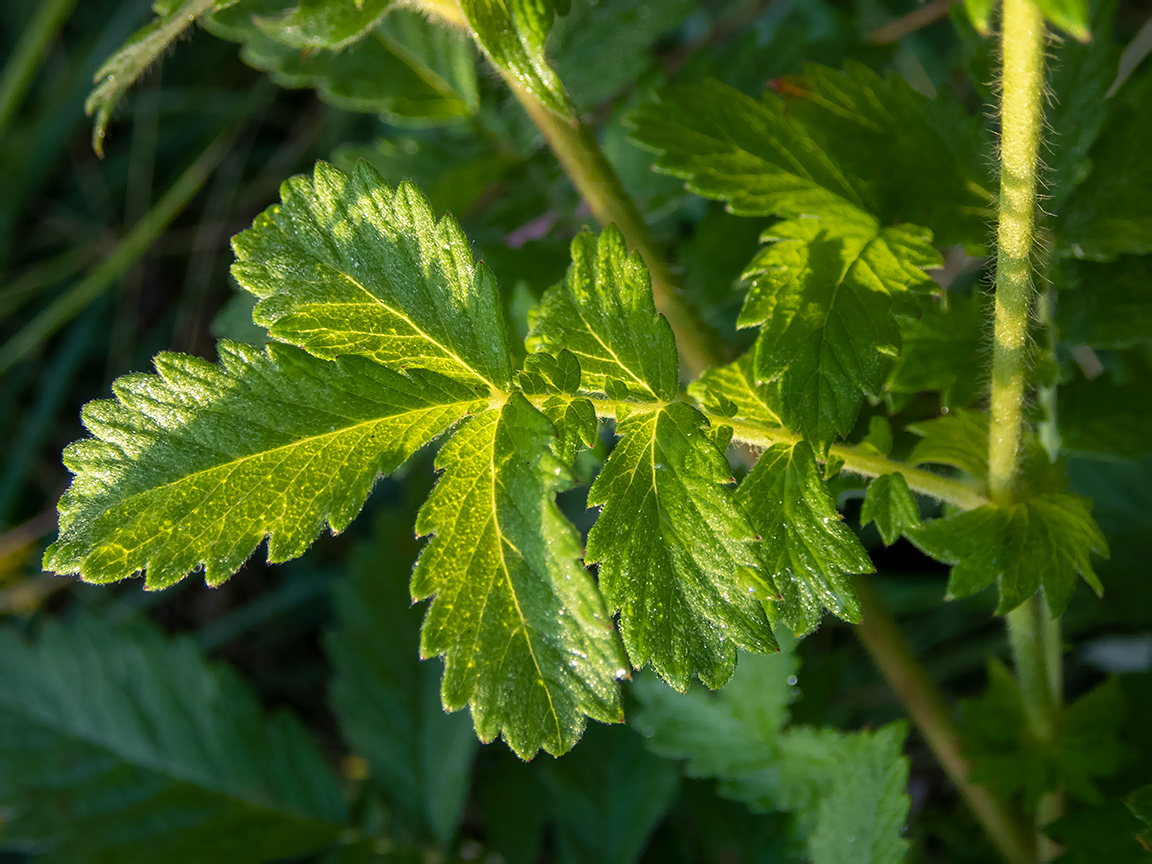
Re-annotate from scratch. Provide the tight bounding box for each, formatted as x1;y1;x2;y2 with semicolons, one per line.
861;473;922;546
1056;256;1152;350
1037;0;1092;41
888;292;985;410
0;616;346;862
1060;352;1152;459
327;511;477;845
254;0;392;50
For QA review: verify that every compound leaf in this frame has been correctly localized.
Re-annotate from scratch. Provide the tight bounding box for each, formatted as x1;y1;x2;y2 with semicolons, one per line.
908;492;1109;616
412;393;626;759
628;77;863;218
737;442;874;636
232;161;512;392
861;473;922;546
0;615;346;862
86;0;217;155
741;208;941;444
906;409;991;481
586;403;777;692
527;227;680;401
326;511;477;845
44;342;478;588
459;0;571;116
254;0;392;50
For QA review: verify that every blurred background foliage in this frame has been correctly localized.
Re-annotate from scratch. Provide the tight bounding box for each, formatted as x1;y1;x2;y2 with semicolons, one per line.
1;0;1150;861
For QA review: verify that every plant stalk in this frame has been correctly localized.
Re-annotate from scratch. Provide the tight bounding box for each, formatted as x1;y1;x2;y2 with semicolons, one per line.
855;577;1035;864
994;2;1062;858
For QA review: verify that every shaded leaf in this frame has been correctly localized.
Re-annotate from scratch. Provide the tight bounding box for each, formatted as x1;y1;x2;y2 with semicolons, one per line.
741;208;941;444
737;442;873;636
254;0;392;50
907;409;990;481
412;393;626;758
1046;800;1152;863
1056;256;1152;350
861;473;922;546
231;161;513;392
586;403;777;691
326;511;477;845
45;342;478;588
888;292;985;410
0;616;345;862
908;492;1108;616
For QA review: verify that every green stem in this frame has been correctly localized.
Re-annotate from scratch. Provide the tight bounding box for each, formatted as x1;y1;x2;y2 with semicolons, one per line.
994;3;1061;858
507;81;723;380
989;0;1045;506
855;578;1035;864
0;122;240;375
0;0;78;139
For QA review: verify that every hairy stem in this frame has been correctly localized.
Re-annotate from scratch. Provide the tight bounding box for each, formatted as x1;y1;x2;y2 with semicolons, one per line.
994;2;1061;858
854;577;1035;864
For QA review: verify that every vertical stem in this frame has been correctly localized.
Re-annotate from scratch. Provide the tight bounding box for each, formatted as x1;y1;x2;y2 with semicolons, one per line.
989;0;1046;505
994;4;1061;858
508;83;722;378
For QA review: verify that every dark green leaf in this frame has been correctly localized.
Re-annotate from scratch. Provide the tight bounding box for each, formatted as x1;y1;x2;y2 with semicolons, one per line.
586;402;777;691
741;207;941;444
231;161;513;392
412;393;626;758
0;616;345;862
326;511;477;845
44;342;478;588
906;409;990;481
888;292;985;410
908;492;1108;616
1056;256;1152;350
785;61;993;247
737;442;873;636
628;78;864;218
961;662;1127;808
1046;801;1152;863
527;227;680;401
1061;352;1152;459
861;474;922;546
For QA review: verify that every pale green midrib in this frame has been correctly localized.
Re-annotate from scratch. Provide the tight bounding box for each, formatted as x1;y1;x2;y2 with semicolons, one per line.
0;698;341;826
483;409;565;747
518;392;988;511
70;401;476;532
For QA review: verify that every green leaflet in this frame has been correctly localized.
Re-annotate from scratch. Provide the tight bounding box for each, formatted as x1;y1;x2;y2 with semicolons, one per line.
86;0;217;155
961;662;1126;809
231;161;512;392
0;616;346;862
1037;0;1091;41
411;393;626;759
586;403;777;692
908;492;1109;616
737;442;873;636
44;341;478;588
254;0;392;50
687;352;783;429
628;78;863;218
459;0;571;117
527;227;680;402
517;351;599;464
1046;800;1152;864
326;511;477;845
634;639;911;864
740;208;941;445
1061;353;1152;459
785;61;993;247
861;473;921;546
207;5;480;123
